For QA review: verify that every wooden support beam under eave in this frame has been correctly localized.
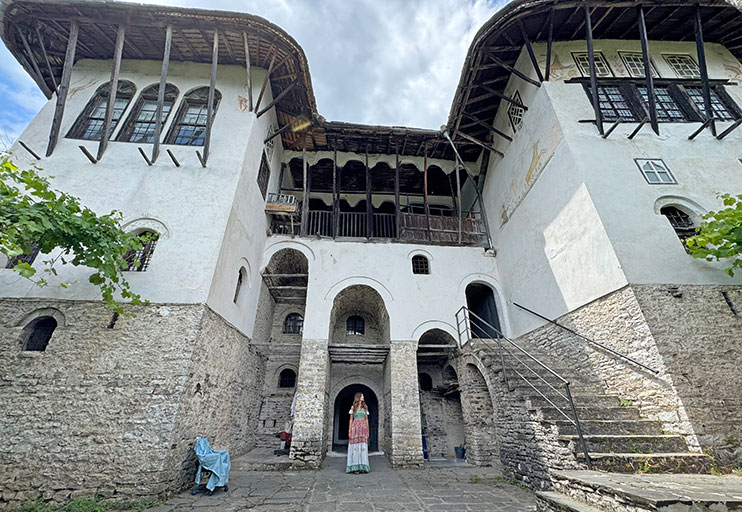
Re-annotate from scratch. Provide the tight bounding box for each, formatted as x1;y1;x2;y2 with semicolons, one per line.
46;20;78;157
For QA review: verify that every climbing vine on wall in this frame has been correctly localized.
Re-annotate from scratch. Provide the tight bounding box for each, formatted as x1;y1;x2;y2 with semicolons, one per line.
685;193;742;277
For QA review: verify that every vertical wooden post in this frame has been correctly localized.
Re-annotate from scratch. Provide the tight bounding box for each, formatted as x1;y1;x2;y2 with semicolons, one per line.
455;164;462;244
47;20;78;157
152;25;172;164
255;54;275;113
35;23;58;92
585;6;604;135
201;29;219;166
638;6;658;135
301;137;309;236
423;142;431;241
243;32;253;112
546;8;554;81
365;146;372;238
518;20;544;82
97;24;126;161
694;6;715;136
333;144;338;238
395;145;400;239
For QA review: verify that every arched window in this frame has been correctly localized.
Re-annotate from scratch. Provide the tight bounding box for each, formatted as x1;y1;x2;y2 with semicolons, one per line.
279;368;296;388
283;313;304;334
21;316;57;351
117;83;179;143
661;206;696;243
67;80;136;140
346;315;365;335
5;243;39;269
123;231;159;271
412;255;429;274
419;373;433;391
233;267;247;304
165;87;222;146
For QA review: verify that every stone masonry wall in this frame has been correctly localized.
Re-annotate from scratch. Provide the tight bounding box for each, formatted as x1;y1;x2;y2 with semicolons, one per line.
458;361;501;468
0;299;265;508
631;285;742;466
387;341;424;467
254;345;300;448
418;364;466;459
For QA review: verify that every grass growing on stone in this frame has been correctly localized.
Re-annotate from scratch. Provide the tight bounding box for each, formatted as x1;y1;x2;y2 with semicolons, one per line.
13;497;159;512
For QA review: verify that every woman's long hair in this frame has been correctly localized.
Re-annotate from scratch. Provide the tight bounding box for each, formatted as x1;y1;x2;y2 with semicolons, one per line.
352;392;368;413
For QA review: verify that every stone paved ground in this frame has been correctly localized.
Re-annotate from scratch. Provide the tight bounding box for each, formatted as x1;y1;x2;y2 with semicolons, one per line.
145;454;536;512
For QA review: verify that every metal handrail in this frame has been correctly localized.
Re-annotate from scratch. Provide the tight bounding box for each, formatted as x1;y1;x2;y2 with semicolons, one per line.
513;302;659;375
455;306;592;469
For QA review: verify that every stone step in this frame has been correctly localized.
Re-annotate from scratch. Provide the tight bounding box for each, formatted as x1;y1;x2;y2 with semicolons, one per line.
482;357;602;385
528;394;620;409
560;434;688;454
535;491;605;512
575;452;714;474
511;381;605;395
536;406;642;420
544;419;663;436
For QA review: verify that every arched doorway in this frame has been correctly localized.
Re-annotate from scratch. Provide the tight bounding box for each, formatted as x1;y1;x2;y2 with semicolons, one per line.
333;384;379;452
460;363;498;466
465;283;502;338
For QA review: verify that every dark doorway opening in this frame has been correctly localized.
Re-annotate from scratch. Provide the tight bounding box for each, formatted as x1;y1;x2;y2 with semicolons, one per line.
333;384;378;452
465;283;502;338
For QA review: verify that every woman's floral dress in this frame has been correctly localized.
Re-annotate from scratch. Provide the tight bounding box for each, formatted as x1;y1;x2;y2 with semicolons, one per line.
346;408;370;473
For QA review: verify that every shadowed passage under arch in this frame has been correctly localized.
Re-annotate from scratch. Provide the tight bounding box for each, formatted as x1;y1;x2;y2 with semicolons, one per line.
333;384;379;452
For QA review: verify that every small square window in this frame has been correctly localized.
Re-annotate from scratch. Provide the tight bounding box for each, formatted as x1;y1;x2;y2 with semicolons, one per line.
635;159;677;184
572;52;613;77
618;52;659;78
507;90;525;132
663;54;700;79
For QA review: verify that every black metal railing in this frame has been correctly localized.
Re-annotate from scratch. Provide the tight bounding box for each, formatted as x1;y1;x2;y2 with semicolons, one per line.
512;302;659;375
455;306;592;469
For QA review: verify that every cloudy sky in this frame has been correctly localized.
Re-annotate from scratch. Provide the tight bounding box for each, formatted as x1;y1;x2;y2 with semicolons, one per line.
0;0;506;144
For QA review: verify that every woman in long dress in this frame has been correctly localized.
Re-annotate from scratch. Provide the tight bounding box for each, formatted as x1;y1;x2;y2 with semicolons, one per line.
346;392;370;474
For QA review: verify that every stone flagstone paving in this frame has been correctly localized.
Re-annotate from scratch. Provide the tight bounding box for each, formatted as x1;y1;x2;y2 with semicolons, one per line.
144;454;537;512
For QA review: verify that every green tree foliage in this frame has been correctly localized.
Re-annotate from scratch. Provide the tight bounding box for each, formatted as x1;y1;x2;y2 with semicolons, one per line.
0;156;146;314
685;193;742;277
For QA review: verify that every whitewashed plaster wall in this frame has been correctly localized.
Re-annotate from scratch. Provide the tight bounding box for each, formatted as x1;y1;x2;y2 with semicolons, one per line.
1;59;275;322
261;238;503;342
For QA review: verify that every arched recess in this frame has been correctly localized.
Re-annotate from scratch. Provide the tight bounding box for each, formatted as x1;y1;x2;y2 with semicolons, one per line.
653;195;706;225
13;307;66;328
332;383;379;452
458;274;511;338
411;320;458;344
122;217;170;239
328;285;390;345
263;240;315;270
460;362;499;466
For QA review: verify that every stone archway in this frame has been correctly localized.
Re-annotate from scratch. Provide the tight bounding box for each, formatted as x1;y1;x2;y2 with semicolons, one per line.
460;363;499;466
332;384;379;452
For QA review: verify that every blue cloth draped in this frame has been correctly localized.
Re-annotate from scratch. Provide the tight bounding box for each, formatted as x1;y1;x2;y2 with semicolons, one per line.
194;437;230;491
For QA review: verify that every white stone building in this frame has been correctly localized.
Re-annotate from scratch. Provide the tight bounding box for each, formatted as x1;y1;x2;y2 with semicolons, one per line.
1;0;741;506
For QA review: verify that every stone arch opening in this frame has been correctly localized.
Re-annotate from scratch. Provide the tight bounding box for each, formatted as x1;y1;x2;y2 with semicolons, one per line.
329;285;389;345
465;283;502;338
460;363;499;466
20;316;57;352
332;384;379;452
416;329;465;461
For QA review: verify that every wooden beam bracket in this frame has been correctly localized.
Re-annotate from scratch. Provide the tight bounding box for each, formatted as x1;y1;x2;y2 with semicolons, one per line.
18;141;41;160
166;149;181;167
628;117;650;139
716;118;742;140
79;145;97;164
601;117;623;139
688;117;715;140
137;147;153;166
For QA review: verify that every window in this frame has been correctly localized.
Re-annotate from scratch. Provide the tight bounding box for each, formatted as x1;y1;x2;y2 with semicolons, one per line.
67;80;136;140
619;52;659;78
663;54;700;78
165;87;221;146
635;159;676;184
233;267;247;304
257;152;271;199
279;369;296;388
346;315;365;335
586;85;637;122
21;316;57;351
411;255;430;274
684;86;738;121
661;206;696;243
507;90;525;132
419;373;433;391
636;86;686;122
283;313;304;334
123;231;159;271
572;51;613;77
5;244;39;269
117;83;179;143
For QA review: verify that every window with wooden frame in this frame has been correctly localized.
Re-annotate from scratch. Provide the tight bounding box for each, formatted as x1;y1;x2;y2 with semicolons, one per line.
165;87;221;146
283;313;304;335
117;83;179;143
278;368;296;388
683;86;740;121
233;267;247;304
123;231;159;271
346;315;365;335
618;51;659;78
5;243;40;269
572;51;613;77
635;159;676;184
663;54;700;79
507;90;525;132
67;80;136;140
661;206;696;244
636;86;687;122
257;151;271;199
585;84;638;121
21;316;57;352
411;255;430;275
